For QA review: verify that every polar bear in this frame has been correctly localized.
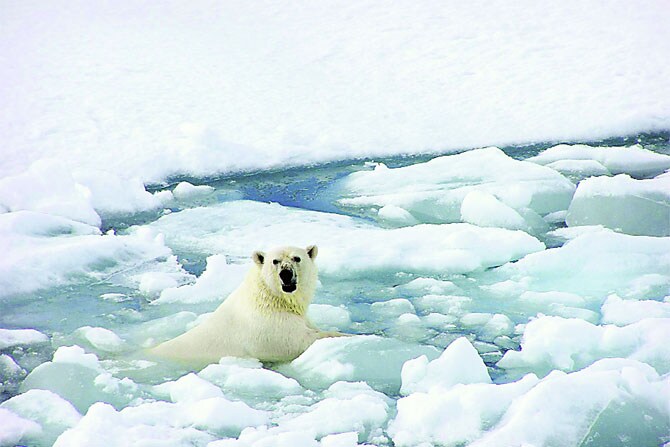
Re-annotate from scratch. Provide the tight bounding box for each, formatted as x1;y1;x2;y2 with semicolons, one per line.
150;245;345;365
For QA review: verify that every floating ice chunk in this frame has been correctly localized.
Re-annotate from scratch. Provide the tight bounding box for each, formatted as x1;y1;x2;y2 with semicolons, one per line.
336;148;575;224
0;328;48;349
307;304;351;332
120;397;268;437
413;294;472;316
0;407;41;447
74;327;125;353
0;221;174;297
0;159;100;227
396;277;461;295
73;169;172;216
376;205;419;227
140;200;545;276
460;191;527;230
21;346;140;413
135;311;199;348
278;383;389;440
528;143;670;178
566;174;670;236
389;373;539;447
492;229;670;300
172;181;215;200
601;294;670;325
320;431;360;447
470;359;670;447
400;337;490;395
199;357;303;399
154;255;249;304
278;335;439;394
53;402;214;447
0;389;81;446
497;315;670;375
153;372;223;403
0;210;100;237
370;299;415;318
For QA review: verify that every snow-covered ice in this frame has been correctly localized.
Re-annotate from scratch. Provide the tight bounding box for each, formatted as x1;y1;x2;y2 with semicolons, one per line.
2;1;670;445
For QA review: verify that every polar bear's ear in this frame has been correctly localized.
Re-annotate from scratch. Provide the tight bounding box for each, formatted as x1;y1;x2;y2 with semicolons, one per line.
306;245;318;260
252;251;265;266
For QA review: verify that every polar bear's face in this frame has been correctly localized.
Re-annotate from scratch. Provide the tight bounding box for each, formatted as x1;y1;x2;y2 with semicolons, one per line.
252;245;318;296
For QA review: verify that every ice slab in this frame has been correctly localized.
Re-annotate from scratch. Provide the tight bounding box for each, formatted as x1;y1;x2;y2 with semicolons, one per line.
335;148;575;229
601;294;670;325
0;407;41;447
277;335;439;394
389;374;539;447
20;346;140;413
0;216;176;297
199;357;303;401
400;337;490;395
0;389;81;447
470;359;669;447
487;228;670;301
139;200;545;276
153;255;249;304
566;174;670;236
528;143;670;178
53;402;215;447
0;328;48;350
497;315;670;376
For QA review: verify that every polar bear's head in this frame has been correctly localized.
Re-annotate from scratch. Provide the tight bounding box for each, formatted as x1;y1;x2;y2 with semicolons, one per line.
252;245;319;299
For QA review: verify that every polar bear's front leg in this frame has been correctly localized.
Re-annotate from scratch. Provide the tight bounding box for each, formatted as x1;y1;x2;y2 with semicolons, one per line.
316;330;351;338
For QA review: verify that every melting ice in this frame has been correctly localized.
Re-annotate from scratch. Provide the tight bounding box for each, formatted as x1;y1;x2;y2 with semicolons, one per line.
1;141;669;447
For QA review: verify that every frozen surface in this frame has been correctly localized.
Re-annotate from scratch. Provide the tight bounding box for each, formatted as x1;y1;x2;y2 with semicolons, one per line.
3;1;670;184
140;200;545;276
2;0;670;443
566;174;670;236
0;329;48;350
528;143;670;178
335;147;575;230
497;316;670;376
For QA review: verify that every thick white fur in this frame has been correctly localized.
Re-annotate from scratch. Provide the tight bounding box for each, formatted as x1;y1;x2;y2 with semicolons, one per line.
150;245;343;364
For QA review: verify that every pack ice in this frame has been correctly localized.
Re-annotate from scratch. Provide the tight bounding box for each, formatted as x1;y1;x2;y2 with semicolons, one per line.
334;147;575;234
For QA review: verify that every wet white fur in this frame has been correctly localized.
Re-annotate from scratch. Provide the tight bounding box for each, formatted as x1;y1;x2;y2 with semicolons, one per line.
150;245;344;364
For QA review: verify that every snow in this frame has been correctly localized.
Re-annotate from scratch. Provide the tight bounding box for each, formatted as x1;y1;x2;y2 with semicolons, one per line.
336;147;575;227
140;200;545;276
566;174;670;236
528;143;670;178
3;1;670;184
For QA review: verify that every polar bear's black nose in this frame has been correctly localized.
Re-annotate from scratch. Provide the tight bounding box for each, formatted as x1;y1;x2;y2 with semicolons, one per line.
279;268;294;284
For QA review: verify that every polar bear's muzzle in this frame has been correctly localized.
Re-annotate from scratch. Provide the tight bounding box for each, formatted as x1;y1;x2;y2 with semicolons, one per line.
279;268;297;293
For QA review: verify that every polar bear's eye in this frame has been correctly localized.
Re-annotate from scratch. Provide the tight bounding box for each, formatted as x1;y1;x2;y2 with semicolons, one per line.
293;256;301;263
272;259;280;265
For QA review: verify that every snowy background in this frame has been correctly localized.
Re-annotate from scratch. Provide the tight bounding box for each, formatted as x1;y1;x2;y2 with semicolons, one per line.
1;1;670;446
